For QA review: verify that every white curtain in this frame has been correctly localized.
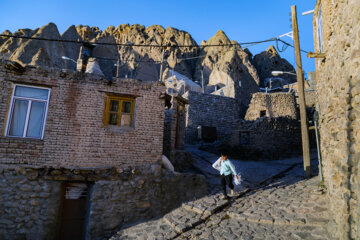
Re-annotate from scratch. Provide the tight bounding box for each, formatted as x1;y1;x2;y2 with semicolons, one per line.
9;100;28;136
26;101;45;138
15;86;48;100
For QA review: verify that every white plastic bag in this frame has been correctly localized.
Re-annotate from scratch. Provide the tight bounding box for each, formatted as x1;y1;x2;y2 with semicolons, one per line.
234;174;242;185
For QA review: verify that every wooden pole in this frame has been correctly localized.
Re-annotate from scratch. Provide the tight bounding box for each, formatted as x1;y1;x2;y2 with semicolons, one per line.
292;5;312;178
116;58;120;78
201;68;204;93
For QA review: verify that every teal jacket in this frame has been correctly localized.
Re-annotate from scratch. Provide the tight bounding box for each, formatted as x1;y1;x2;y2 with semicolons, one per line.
212;158;237;176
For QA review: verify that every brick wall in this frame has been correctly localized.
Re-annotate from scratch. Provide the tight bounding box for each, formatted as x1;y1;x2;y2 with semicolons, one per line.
314;0;360;239
183;91;240;144
0;64;165;168
245;92;298;121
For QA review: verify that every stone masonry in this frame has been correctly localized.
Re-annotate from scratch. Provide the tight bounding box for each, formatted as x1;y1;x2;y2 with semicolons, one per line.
245;92;298;121
183;91;240;144
314;0;360;239
0;164;207;240
234;117;302;160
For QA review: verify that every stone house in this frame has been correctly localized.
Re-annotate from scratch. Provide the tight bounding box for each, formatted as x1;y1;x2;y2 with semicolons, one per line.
230;92;302;159
244;92;298;121
182;87;304;160
312;0;360;239
183;91;240;144
0;61;206;240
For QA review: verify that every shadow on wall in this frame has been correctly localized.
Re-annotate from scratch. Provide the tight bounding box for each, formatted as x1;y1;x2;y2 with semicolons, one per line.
198;116;317;160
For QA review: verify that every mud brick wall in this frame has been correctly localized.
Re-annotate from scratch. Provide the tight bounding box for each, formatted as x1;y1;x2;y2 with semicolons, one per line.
314;0;360;239
0;65;165;168
183;91;240;144
245;92;298;121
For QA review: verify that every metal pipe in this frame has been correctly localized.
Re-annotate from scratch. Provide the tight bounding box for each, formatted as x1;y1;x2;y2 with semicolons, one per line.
314;111;323;182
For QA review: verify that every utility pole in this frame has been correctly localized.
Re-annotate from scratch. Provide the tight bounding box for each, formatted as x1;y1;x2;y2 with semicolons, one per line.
116;58;120;78
201;68;204;93
159;49;165;81
292;5;311;178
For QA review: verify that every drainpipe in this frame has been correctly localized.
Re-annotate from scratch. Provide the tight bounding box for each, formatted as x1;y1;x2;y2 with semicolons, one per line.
313;110;323;182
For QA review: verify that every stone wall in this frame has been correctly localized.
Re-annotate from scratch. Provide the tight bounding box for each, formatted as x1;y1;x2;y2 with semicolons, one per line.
0;64;165;168
245;92;298;121
314;0;360;239
183;91;240;144
0;164;207;240
163;95;191;171
232;117;302;159
0;167;62;240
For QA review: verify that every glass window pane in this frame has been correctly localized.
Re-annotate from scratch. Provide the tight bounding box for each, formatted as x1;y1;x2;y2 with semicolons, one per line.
26;101;45;138
109;113;118;125
15;86;49;100
122;101;131;113
9;99;28;136
109;100;119;112
121;114;131;126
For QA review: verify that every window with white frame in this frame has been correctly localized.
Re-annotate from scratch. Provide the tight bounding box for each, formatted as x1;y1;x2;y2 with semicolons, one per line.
5;85;51;139
316;6;324;53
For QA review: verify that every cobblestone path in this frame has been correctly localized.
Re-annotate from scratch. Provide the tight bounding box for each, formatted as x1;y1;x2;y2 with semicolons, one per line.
110;162;335;240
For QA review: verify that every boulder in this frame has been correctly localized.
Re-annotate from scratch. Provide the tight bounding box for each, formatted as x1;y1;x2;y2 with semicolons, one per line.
253;45;296;87
9;23;67;69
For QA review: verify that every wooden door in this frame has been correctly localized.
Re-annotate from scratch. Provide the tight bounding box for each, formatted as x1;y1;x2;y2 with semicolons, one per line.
58;182;90;240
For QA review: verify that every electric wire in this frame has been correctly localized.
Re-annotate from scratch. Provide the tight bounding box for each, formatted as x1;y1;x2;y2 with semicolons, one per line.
0;33;310;59
0;34;277;48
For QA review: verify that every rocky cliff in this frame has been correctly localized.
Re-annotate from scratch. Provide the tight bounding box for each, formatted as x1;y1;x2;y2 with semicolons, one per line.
0;22;295;87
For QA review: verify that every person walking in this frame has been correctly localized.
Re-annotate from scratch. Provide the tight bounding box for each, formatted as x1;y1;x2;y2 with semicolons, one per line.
212;153;239;200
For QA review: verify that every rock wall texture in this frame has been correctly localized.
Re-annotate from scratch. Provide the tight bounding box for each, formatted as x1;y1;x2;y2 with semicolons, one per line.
183;91;240;144
0;167;61;240
0;164;207;240
314;0;360;239
234;117;302;159
0;23;293;90
253;46;296;87
88;164;207;239
245;92;298;121
0;64;165;168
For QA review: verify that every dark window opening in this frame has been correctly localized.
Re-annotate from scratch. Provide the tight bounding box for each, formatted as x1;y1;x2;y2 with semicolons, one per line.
260;110;266;117
239;132;250;145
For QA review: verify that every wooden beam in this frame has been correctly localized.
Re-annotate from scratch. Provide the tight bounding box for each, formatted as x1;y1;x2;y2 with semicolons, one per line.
292;5;312;178
307;51;326;58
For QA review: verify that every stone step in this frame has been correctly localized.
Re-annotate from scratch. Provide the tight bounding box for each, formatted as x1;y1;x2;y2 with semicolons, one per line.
110;218;178;240
182;194;229;219
162;207;204;234
228;211;330;227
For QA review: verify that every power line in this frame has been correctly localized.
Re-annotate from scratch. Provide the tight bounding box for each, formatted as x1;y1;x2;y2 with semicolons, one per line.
0;33;309;56
0;33;276;48
94;55;161;63
277;39;308;54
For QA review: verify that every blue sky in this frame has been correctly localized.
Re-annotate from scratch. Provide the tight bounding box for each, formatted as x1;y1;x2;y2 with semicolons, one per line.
0;0;316;73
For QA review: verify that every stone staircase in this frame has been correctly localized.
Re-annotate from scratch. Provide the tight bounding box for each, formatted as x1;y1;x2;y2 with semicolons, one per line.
110;160;334;240
109;191;247;240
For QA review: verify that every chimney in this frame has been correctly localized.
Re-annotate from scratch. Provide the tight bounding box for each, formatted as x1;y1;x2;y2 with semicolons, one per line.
77;43;96;73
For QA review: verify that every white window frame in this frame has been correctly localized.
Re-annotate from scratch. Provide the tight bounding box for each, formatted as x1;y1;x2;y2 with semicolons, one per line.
316;6;324;53
5;84;51;139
